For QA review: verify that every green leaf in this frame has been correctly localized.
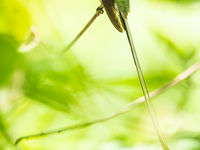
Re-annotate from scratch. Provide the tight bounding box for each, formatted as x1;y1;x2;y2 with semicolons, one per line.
0;34;19;85
0;114;13;145
23;56;92;113
0;0;31;42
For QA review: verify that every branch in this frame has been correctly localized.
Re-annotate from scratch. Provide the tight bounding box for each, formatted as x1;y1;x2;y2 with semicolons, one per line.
15;61;200;145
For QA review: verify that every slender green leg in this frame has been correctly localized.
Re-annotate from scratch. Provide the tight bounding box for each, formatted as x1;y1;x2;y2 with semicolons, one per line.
62;5;104;54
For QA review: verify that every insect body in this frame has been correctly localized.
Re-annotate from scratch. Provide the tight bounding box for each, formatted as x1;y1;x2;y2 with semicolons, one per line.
101;0;129;32
101;0;123;32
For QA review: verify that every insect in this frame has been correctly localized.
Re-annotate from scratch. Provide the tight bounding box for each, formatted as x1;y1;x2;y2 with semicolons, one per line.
63;0;170;149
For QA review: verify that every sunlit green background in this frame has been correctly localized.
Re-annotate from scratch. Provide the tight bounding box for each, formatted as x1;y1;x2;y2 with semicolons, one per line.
0;0;200;149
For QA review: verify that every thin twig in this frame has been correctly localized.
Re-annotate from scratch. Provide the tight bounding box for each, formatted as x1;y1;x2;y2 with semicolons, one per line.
15;61;200;145
62;5;104;54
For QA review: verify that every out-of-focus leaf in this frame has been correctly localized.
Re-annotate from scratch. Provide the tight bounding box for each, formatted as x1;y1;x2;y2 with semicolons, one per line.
107;69;176;89
153;31;196;63
24;73;73;113
0;0;31;42
0;114;12;144
23;56;92;113
0;34;19;85
149;0;199;4
171;132;200;150
176;132;200;141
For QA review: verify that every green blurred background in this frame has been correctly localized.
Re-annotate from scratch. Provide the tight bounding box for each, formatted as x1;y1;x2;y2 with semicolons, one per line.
0;0;200;149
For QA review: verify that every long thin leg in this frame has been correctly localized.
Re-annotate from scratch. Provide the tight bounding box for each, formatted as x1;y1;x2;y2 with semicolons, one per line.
62;5;104;54
119;12;170;150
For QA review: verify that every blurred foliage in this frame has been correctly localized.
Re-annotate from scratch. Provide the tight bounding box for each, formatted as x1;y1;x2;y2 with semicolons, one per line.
0;0;200;150
0;0;31;42
23;57;94;113
0;35;19;85
149;0;199;4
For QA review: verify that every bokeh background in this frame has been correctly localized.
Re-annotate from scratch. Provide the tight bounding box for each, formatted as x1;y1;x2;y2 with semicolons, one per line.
0;0;200;149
